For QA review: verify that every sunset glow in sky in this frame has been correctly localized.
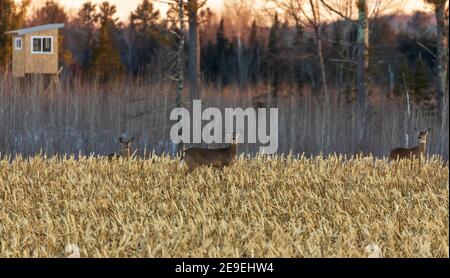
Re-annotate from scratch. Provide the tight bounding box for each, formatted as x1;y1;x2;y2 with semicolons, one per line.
29;0;432;21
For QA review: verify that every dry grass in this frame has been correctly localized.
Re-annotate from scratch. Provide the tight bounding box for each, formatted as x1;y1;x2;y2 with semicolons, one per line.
1;77;448;159
0;154;448;258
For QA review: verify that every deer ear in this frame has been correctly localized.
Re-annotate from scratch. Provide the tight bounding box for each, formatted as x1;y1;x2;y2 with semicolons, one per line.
427;128;432;132
225;133;232;142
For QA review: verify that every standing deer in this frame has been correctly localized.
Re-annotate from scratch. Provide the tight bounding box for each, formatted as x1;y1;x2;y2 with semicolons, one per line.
108;137;134;160
389;129;431;160
180;133;239;175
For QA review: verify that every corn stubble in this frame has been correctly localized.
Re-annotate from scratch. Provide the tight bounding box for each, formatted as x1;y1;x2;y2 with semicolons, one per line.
0;154;448;258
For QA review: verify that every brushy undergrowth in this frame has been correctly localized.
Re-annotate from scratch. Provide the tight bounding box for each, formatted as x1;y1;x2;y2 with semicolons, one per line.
0;154;448;258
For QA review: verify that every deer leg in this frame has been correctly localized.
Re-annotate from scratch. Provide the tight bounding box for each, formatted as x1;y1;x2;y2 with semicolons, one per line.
185;168;192;176
219;170;225;181
184;165;196;176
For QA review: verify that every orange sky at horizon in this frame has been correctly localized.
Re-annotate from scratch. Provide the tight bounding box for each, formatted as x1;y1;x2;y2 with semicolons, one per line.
27;0;433;22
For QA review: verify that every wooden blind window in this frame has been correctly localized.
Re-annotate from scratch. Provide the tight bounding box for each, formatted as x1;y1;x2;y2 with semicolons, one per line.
15;38;22;50
32;38;42;52
43;38;52;53
32;37;52;54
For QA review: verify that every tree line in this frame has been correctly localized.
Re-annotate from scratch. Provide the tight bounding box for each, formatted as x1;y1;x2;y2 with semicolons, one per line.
0;0;448;107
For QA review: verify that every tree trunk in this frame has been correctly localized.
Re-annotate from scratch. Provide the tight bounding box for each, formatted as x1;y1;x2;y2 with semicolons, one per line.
403;73;411;147
388;64;394;98
435;3;448;110
434;2;449;155
176;1;184;109
237;35;243;87
356;0;369;149
188;0;200;100
316;27;329;153
175;0;185;156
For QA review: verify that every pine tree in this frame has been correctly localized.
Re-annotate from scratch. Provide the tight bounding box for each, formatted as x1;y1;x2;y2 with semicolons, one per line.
77;1;98;70
248;20;258;52
129;0;160;74
414;55;430;100
223;40;237;85
215;18;228;83
0;0;30;73
267;13;280;105
130;0;160;30
28;0;67;25
203;40;215;81
247;20;260;85
292;21;305;91
278;19;291;85
90;2;124;82
267;14;280;60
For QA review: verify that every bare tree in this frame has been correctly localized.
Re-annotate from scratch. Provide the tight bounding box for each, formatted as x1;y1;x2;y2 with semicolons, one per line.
175;0;185;111
271;0;330;151
165;0;186;155
320;0;397;149
176;0;185;155
187;0;207;100
425;0;449;153
223;0;254;87
319;0;369;148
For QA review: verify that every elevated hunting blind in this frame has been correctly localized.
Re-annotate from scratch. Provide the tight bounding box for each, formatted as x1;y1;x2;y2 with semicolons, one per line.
5;23;64;78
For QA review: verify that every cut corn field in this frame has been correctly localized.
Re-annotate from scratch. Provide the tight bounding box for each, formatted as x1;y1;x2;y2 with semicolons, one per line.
0;154;448;258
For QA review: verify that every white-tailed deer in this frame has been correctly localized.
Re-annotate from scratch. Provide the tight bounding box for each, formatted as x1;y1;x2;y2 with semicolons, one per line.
180;133;238;175
108;137;134;160
389;129;431;160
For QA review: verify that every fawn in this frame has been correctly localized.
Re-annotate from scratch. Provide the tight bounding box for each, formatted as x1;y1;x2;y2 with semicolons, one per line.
180;133;239;175
108;137;134;160
389;129;431;160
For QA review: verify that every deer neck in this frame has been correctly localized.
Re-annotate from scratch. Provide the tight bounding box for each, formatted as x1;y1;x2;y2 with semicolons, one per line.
229;143;238;157
122;148;130;158
418;141;426;155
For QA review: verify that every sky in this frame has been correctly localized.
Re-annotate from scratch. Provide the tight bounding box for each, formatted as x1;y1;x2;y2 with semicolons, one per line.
29;0;223;20
29;0;432;22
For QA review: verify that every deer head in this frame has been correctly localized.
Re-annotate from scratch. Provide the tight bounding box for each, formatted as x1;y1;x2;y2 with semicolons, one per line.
416;128;431;144
119;136;134;158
